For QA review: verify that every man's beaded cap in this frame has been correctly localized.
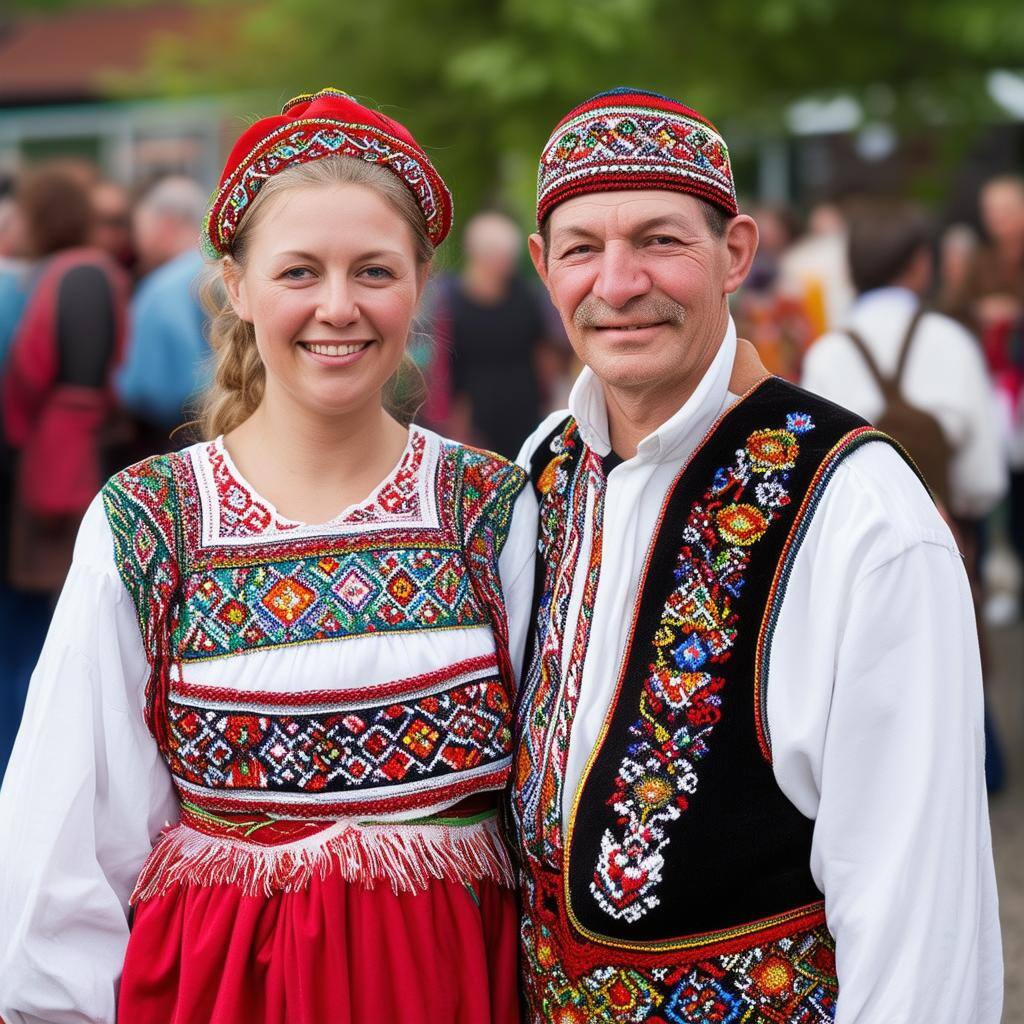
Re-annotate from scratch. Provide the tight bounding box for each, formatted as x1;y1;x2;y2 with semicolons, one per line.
201;87;453;258
536;87;738;228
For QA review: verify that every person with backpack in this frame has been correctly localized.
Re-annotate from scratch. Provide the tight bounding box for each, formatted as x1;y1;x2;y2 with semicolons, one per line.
801;198;1006;526
801;198;1008;792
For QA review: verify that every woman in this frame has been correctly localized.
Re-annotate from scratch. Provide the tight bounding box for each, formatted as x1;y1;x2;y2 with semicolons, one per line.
0;89;532;1024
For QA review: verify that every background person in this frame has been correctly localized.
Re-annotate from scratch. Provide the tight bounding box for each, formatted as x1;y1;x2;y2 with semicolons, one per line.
0;162;129;780
801;198;1006;524
430;209;566;458
115;175;209;460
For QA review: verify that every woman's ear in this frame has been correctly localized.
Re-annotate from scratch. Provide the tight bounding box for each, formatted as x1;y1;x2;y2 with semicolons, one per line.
221;258;253;323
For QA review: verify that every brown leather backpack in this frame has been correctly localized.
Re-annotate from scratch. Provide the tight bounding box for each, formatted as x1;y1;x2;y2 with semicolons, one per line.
842;307;954;511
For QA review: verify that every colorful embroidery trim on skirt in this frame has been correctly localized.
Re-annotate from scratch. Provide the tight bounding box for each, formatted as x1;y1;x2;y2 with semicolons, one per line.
132;803;514;901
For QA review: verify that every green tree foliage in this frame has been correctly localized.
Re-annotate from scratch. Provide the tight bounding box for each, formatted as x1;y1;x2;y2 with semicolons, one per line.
126;0;1024;218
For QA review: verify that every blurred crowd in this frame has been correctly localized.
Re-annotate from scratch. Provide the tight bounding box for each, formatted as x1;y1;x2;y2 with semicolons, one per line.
1;158;1023;786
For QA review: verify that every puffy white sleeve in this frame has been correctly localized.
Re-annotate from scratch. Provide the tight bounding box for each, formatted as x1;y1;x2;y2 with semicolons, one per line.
0;494;178;1024
499;485;539;686
766;442;1002;1024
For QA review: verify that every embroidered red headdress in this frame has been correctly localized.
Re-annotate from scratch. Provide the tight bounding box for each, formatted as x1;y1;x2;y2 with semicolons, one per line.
536;87;738;228
202;87;453;258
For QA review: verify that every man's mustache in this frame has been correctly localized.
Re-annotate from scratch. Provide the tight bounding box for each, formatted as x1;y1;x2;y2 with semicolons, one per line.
573;295;685;330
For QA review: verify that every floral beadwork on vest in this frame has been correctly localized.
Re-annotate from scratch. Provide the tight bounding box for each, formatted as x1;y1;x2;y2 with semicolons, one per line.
591;412;815;924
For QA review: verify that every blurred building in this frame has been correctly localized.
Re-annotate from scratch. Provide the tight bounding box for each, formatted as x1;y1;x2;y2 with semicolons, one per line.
0;5;250;189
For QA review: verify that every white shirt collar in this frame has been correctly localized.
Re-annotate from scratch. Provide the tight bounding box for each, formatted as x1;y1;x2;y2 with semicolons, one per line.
568;316;738;465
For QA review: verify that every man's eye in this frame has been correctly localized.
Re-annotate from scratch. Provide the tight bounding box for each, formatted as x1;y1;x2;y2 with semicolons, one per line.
650;235;679;246
561;244;593;258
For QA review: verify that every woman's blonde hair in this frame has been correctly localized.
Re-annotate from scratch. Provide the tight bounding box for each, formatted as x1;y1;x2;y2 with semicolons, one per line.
197;156;433;439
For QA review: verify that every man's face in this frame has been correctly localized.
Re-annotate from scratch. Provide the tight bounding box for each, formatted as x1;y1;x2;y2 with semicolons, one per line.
529;191;756;398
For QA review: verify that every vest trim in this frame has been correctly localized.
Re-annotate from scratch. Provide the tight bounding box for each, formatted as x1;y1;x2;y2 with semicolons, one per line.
753;425;912;762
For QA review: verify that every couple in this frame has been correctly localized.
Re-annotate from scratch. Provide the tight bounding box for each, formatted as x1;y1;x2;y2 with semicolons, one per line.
0;88;1000;1024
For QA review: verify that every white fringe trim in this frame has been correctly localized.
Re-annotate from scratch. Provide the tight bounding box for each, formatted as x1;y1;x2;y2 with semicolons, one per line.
132;815;515;903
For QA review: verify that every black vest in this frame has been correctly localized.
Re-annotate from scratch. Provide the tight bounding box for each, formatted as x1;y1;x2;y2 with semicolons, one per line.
513;377;916;1023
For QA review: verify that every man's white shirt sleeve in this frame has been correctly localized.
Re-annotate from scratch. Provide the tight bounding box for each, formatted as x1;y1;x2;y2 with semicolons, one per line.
767;441;1002;1023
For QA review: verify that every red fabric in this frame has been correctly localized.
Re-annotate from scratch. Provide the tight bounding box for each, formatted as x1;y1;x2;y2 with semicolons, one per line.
205;87;453;254
2;248;128;516
118;874;520;1024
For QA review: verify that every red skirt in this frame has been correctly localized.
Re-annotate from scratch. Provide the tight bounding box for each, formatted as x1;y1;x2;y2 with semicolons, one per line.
118;873;520;1024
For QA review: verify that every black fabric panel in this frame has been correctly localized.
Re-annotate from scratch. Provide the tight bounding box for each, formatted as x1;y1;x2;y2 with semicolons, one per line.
520;415;575;683
55;264;116;387
565;378;881;944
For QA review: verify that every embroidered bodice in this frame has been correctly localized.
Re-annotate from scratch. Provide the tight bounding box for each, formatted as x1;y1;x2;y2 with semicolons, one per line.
100;427;525;897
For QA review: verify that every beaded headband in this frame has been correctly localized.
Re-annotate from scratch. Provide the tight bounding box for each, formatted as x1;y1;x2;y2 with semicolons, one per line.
536;87;738;227
201;88;453;258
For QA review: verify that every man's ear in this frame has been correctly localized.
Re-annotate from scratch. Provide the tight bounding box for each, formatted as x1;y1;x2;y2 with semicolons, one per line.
221;258;253;323
722;214;759;295
528;232;550;291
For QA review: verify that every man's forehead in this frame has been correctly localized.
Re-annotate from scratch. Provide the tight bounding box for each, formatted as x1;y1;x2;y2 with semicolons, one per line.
546;191;704;237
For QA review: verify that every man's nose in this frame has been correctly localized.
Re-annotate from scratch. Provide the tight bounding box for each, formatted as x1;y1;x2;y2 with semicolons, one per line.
315;276;359;326
591;242;651;309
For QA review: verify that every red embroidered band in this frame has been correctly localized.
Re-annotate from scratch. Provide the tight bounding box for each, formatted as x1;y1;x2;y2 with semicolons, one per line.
202;87;453;258
536;87;738;228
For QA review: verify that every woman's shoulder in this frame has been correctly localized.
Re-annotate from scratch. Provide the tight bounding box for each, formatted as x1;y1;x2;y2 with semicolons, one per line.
101;440;206;532
428;430;525;484
417;428;526;525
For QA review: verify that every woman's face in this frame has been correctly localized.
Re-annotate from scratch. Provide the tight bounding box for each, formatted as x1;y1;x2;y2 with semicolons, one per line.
225;182;426;420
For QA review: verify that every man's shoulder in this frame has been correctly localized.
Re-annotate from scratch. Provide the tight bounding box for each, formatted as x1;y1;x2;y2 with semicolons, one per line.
810;438;956;574
515;409;573;460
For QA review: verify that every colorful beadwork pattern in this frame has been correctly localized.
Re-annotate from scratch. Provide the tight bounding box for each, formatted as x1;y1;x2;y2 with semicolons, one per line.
203;120;449;258
589;414;815;924
205;430;427;539
513;419;607;869
537;88;738;227
166;656;512;811
103;431;525;753
522;917;837;1023
179;547;484;658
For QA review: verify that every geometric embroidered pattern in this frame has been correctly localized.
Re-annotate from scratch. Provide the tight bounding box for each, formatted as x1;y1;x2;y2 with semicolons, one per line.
537;92;737;226
179;547;484;659
166;657;512;799
203;120;450;258
524;920;837;1023
590;413;815;924
514;418;606;872
206;429;428;539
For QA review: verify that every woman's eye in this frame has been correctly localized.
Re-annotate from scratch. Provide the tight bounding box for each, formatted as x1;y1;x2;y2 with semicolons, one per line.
360;266;395;281
282;267;314;281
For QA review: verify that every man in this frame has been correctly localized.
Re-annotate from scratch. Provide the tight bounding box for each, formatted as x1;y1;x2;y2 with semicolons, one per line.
504;88;1000;1023
115;176;208;449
